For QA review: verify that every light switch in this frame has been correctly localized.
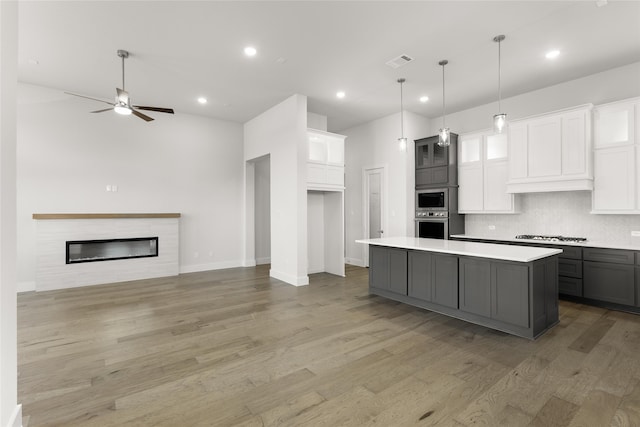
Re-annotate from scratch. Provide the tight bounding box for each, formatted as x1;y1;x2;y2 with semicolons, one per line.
106;185;112;192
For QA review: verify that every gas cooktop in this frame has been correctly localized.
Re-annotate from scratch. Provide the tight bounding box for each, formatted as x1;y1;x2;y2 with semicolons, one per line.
515;234;587;243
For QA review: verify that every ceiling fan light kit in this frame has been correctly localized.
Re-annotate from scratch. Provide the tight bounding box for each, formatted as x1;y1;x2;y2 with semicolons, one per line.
65;49;174;122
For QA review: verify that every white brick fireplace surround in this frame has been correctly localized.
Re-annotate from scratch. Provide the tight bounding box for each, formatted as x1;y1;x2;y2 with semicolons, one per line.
33;213;180;291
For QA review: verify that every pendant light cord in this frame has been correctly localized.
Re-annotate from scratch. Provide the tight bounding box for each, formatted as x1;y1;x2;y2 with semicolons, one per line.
498;38;502;113
399;79;405;139
440;60;447;128
122;55;126;91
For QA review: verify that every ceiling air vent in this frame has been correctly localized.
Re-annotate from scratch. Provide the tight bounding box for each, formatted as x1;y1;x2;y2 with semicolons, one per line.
386;54;414;69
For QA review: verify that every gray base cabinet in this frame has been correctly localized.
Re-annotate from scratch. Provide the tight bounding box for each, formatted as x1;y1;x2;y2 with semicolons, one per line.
582;248;636;306
583;261;635;305
369;245;559;339
459;258;491;317
370;245;407;295
452;236;640;313
491;262;529;328
408;251;458;308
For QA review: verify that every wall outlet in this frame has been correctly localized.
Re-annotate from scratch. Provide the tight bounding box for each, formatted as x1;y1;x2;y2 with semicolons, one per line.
488;225;496;230
105;185;112;192
631;231;640;237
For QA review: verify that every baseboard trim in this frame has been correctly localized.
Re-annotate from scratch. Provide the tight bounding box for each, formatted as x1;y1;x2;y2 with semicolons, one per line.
7;404;22;427
255;257;271;265
179;260;243;274
269;269;309;286
17;281;35;293
345;258;365;267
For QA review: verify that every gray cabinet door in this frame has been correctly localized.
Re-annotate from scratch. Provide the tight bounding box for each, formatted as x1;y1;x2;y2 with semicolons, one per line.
388;247;408;295
370;245;389;291
491;262;529;328
370;245;407;295
459;258;491;317
433;253;458;309
408;251;432;301
583;261;634;305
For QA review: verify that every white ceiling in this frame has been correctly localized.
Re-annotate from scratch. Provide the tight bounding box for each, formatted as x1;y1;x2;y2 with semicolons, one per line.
18;1;640;132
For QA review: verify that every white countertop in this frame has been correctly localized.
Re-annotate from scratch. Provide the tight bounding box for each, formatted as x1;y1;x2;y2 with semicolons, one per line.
451;234;640;252
356;236;562;263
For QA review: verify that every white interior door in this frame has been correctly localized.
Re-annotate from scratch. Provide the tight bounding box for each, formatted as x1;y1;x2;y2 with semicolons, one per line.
363;167;385;267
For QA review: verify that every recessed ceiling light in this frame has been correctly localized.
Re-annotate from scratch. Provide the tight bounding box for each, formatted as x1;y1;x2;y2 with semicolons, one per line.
419;96;429;103
336;91;346;99
197;97;207;104
545;50;560;59
244;46;257;57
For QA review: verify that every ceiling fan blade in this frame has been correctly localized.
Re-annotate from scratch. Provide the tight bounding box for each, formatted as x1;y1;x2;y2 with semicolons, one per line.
90;108;114;113
132;106;174;114
65;92;113;105
116;88;130;104
131;108;154;122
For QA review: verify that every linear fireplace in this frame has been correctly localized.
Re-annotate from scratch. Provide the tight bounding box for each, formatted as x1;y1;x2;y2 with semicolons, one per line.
66;237;158;264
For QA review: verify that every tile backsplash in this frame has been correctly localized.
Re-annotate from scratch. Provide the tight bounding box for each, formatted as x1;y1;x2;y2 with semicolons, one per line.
465;191;640;246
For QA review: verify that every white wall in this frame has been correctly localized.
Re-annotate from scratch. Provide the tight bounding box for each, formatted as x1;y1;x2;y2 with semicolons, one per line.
17;83;245;290
307;112;327;132
1;2;20;426
244;94;309;286
343;110;429;266
254;155;270;264
428;62;640;241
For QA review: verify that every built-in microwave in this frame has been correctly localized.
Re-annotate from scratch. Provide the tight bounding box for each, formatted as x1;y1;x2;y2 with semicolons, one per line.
416;188;448;215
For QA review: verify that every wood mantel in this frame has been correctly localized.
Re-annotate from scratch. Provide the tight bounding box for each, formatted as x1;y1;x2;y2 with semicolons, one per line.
32;213;181;219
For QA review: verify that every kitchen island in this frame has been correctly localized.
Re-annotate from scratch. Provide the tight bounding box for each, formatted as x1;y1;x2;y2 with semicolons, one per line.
357;237;562;339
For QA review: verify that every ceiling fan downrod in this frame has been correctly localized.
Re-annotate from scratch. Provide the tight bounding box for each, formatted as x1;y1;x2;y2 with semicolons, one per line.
117;49;129;91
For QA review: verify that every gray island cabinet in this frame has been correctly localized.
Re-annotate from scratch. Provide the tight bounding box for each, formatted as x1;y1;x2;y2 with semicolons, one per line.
357;237;562;339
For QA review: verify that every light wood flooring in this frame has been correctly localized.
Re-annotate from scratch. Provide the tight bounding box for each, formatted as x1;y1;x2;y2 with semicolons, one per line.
17;264;640;426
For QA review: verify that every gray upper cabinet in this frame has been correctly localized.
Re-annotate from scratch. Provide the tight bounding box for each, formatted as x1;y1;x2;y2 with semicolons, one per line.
415;134;458;188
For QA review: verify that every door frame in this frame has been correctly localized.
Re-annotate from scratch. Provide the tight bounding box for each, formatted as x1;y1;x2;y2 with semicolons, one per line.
363;165;387;267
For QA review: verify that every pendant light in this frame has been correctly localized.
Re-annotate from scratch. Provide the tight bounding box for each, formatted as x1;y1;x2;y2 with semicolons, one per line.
397;78;407;151
437;60;450;147
493;34;507;134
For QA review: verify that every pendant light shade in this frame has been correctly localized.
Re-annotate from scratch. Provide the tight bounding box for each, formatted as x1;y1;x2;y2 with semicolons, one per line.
438;60;450;147
493;35;507;134
397;78;408;151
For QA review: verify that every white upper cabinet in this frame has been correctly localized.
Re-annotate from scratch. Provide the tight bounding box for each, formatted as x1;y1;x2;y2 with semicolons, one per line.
307;129;346;190
458;131;517;214
591;97;640;214
594;98;636;148
506;104;593;193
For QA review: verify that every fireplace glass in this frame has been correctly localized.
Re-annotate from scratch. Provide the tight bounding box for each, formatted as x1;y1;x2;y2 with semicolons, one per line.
66;237;158;264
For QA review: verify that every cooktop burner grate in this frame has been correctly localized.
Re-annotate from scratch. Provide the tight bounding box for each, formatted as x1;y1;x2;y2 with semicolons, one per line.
515;234;587;243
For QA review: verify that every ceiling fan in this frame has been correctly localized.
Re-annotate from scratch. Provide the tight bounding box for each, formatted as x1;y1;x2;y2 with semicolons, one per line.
65;49;174;122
